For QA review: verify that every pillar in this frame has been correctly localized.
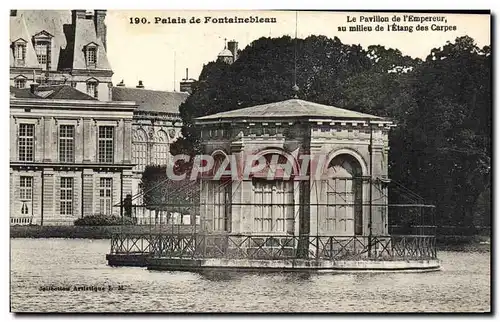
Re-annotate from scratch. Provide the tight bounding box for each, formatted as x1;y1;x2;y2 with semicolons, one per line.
82;169;94;216
42;168;55;225
123;119;132;164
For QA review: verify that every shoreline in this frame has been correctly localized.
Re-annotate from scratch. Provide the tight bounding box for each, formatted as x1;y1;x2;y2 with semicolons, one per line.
10;225;199;239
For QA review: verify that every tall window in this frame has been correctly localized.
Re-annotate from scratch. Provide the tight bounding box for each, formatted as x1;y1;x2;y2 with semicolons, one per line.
14;41;26;66
251;153;295;233
20;176;33;200
34;40;51;69
86;47;97;66
211;181;231;231
20;176;33;216
99;178;113;215
325;155;363;235
60;177;73;216
153;130;169;165
132;129;148;172
98;126;114;163
59;125;75;163
18;123;34;162
86;81;98;98
253;179;294;232
14;78;26;88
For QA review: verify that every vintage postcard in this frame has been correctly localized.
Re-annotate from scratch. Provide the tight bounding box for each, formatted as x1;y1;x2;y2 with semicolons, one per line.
9;9;491;313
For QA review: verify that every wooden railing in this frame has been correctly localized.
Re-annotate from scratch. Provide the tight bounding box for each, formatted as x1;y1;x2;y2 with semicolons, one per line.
110;233;437;261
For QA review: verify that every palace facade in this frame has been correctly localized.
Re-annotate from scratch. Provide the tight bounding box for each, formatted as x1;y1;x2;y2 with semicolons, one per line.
10;85;137;225
10;10;189;225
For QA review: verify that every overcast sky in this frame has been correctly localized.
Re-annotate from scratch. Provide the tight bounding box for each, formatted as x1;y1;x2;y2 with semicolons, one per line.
105;10;490;91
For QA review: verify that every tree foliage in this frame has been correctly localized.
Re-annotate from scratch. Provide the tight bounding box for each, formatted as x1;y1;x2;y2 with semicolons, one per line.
171;35;491;231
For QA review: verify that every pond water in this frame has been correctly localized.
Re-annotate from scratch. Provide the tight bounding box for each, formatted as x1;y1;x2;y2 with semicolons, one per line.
10;238;490;313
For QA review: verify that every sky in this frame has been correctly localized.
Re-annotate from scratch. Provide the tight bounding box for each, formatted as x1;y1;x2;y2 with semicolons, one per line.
105;10;490;92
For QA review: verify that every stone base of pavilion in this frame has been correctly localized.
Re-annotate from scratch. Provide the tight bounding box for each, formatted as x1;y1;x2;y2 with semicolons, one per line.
146;257;441;272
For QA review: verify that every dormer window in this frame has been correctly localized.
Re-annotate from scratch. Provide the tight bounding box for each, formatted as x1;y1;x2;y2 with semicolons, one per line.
14;75;27;89
84;43;98;68
86;79;98;98
87;47;96;65
13;39;27;67
33;31;53;70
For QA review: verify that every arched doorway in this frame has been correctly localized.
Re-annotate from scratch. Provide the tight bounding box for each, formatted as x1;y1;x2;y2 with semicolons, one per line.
324;154;363;235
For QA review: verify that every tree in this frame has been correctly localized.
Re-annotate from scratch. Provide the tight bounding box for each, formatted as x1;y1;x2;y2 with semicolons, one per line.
392;36;491;230
171;35;376;156
171;35;491;234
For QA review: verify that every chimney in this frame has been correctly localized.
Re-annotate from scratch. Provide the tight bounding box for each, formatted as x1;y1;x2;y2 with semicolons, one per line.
71;10;86;26
94;10;107;50
227;40;238;62
10;10;17;17
30;83;39;94
185;68;189;80
117;80;125;87
136;80;144;89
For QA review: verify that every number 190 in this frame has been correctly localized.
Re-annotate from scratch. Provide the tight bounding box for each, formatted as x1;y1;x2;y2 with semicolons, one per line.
130;17;148;24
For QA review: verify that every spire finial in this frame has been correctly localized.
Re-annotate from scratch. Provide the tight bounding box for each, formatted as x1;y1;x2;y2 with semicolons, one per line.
224;38;227;49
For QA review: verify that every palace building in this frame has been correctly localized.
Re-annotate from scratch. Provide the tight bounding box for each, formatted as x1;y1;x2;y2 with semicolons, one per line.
10;10;112;101
112;83;187;199
10;10;189;225
10;85;137;225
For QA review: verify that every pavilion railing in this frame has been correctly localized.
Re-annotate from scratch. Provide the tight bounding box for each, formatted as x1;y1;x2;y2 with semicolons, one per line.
109;233;437;261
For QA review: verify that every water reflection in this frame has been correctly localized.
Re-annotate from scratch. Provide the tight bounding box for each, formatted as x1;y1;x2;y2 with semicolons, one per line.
10;239;491;313
199;270;244;281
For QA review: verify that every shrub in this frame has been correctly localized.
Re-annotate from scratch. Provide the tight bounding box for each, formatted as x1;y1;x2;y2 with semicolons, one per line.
74;215;136;226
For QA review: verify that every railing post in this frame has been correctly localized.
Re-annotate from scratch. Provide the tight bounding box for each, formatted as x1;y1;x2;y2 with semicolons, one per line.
353;236;356;257
315;236;319;260
329;237;333;260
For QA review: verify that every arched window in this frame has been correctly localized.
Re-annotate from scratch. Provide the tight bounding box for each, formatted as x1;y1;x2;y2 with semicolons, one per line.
324;154;363;235
83;42;98;68
12;39;27;67
14;75;27;89
252;152;296;233
132;128;148;172
86;78;98;98
153;130;169;166
33;30;53;70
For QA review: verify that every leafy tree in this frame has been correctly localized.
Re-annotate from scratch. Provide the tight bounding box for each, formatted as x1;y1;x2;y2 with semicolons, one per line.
171;35;491;234
394;36;491;231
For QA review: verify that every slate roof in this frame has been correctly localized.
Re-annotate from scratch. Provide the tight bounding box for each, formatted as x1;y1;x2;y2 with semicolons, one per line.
72;18;110;70
10;86;39;98
9;15;40;68
111;87;188;114
197;99;385;121
11;10;72;70
9;10;111;71
10;85;97;100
